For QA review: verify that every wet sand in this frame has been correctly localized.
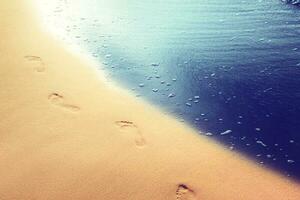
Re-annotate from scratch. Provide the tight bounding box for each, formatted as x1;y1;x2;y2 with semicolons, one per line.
0;0;300;199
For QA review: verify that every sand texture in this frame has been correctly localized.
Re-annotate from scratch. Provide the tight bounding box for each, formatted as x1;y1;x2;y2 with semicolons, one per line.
0;0;300;199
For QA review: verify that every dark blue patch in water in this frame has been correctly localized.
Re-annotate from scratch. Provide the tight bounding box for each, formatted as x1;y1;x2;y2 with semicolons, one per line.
283;0;300;6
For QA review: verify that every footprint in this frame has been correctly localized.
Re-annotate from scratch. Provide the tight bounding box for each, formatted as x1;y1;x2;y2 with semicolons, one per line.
48;93;80;112
24;55;45;72
176;184;197;200
115;121;146;147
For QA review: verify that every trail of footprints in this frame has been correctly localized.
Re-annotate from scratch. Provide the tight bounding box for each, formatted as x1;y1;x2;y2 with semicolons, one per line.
24;55;46;72
176;184;197;200
25;56;196;199
115;120;147;147
48;93;80;112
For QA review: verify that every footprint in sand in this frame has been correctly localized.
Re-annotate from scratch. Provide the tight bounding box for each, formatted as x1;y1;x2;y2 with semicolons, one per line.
24;55;46;72
48;93;80;112
176;184;197;200
115;120;146;147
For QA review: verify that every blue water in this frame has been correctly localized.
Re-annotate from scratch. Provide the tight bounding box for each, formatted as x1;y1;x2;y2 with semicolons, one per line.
41;0;300;179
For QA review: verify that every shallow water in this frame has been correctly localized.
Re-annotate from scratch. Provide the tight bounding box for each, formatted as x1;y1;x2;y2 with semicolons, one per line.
39;0;300;179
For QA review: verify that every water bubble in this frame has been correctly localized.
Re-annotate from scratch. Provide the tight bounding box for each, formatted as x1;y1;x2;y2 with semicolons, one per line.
194;96;200;99
263;88;272;93
168;93;176;98
185;102;192;107
220;130;232;135
139;83;145;88
152;88;158;92
256;140;267;147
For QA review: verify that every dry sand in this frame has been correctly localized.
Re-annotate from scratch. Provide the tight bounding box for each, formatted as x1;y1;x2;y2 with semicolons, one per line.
0;0;300;199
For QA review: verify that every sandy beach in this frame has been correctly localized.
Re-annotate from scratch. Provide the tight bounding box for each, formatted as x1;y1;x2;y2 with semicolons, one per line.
0;0;300;199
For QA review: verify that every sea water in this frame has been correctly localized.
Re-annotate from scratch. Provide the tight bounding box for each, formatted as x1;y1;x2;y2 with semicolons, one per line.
38;0;300;179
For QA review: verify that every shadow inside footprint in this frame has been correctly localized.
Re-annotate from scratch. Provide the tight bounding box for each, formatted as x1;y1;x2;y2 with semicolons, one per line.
24;55;45;72
48;93;64;104
115;121;146;147
48;93;80;112
176;184;197;200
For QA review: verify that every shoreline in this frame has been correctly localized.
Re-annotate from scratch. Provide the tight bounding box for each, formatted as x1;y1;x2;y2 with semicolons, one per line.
0;0;300;199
